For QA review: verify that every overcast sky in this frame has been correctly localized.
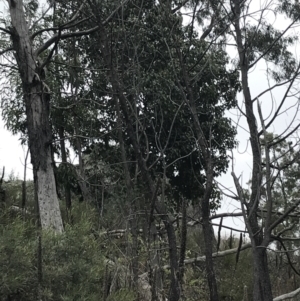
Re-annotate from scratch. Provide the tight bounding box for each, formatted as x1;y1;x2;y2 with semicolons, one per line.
0;123;28;179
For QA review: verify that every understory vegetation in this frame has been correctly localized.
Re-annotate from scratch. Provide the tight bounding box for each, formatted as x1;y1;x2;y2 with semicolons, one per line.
1;179;300;301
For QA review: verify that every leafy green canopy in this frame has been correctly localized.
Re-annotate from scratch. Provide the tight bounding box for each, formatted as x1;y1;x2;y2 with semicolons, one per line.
68;0;240;206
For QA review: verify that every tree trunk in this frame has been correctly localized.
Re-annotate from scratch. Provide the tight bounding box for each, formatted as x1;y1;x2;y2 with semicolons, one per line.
21;148;29;210
73;114;92;203
252;248;273;301
202;217;219;300
178;46;219;301
9;0;63;233
58;126;72;211
114;95;139;292
0;167;5;205
232;1;273;299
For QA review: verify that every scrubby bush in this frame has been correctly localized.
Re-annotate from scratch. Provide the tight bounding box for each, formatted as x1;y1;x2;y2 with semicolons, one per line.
0;203;135;301
0;214;37;301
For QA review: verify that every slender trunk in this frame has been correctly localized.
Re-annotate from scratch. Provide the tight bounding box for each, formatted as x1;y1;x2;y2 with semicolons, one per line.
21;148;29;210
116;89;180;301
179;198;187;299
53;4;72;215
202;179;219;301
202;217;218;300
114;95;139;291
37;233;43;299
233;1;272;299
58;126;72;212
73;115;91;203
0;167;5;205
177;47;219;301
160;0;219;293
117;77;180;301
163;0;222;293
9;0;63;233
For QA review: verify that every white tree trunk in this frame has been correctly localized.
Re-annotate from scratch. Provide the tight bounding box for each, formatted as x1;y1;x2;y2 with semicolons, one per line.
8;0;63;233
37;154;63;233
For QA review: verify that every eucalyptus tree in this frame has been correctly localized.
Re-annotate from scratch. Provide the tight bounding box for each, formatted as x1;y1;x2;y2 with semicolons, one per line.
167;0;300;300
227;0;300;300
142;3;240;300
0;0;124;232
0;0;64;232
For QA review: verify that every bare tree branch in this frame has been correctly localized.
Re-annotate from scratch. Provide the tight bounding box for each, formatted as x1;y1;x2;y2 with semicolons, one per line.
0;47;13;56
273;287;300;301
163;242;252;269
0;27;12;34
249;16;300;69
171;0;190;13
269;199;300;232
258;61;300;136
39;28;61;70
252;78;292;103
36;0;130;55
30;3;54;30
268;123;300;148
35;26;99;55
30;18;90;40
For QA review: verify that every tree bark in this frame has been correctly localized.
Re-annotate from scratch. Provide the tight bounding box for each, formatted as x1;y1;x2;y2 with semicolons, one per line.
21;148;29;211
252;248;273;301
8;0;63;233
114;94;139;292
233;1;272;299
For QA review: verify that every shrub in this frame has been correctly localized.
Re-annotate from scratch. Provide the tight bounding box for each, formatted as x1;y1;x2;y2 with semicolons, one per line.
0;203;134;301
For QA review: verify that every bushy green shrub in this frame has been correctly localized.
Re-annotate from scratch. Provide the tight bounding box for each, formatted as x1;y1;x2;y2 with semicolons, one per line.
41;214;105;300
0;203;135;301
0;214;37;301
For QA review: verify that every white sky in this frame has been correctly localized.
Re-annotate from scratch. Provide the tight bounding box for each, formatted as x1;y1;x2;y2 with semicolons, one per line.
0;123;29;179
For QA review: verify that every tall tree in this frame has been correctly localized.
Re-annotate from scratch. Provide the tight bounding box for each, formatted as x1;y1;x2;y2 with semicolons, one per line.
3;0;63;232
0;0;124;232
229;0;300;299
